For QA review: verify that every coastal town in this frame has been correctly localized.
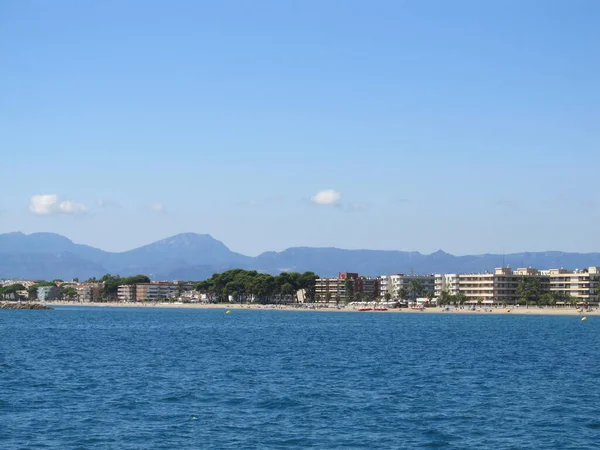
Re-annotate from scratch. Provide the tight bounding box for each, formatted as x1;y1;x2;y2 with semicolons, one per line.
1;265;600;309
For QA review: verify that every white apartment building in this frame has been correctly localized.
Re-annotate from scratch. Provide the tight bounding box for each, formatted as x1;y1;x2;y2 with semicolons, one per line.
378;274;435;299
434;274;460;297
75;283;103;302
434;266;600;305
117;282;179;302
457;267;547;304
541;266;600;302
117;285;136;302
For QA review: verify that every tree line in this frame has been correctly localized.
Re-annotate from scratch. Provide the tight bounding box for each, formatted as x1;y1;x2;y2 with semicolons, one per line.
514;277;581;307
194;269;319;303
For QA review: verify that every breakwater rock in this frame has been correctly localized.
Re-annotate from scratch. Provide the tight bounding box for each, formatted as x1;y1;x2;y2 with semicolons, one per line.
0;302;53;310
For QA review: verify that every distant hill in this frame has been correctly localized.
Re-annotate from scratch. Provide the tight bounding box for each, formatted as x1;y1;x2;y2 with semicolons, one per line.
0;231;599;280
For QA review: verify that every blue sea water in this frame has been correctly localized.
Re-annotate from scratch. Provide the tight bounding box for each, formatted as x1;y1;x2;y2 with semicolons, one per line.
1;308;599;449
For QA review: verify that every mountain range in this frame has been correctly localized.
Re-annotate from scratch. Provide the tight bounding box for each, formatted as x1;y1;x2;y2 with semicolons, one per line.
1;232;599;281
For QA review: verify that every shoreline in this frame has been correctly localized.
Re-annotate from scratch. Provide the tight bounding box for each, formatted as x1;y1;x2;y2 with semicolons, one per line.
45;301;599;316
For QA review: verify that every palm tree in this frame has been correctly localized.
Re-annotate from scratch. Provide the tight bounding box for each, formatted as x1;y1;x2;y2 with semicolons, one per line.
425;291;434;305
455;293;467;307
516;277;541;309
438;291;450;306
407;281;423;302
569;296;578;308
344;278;355;303
397;287;408;302
539;293;553;308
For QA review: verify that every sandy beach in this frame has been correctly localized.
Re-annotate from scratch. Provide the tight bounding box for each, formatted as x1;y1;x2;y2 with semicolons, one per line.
47;301;599;316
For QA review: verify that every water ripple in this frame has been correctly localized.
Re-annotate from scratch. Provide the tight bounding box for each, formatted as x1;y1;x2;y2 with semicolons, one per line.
1;308;599;448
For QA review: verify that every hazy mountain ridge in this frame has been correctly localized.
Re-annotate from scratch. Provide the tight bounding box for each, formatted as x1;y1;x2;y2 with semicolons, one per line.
0;232;598;280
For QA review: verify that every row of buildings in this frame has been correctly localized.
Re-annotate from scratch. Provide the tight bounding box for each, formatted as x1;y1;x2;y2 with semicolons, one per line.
315;266;600;305
5;265;600;305
33;281;195;302
117;282;194;302
434;266;600;304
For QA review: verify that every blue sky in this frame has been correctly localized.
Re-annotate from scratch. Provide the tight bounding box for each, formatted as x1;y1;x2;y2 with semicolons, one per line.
1;0;599;255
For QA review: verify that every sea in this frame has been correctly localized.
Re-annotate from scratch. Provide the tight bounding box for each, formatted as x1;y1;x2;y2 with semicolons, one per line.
1;307;599;449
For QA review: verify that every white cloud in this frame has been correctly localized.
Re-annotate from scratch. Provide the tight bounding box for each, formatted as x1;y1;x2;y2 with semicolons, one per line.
29;194;87;215
96;199;121;209
149;203;165;213
311;189;341;205
58;200;87;214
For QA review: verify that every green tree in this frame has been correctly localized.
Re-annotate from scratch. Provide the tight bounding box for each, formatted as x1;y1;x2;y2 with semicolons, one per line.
194;279;216;302
438;291;451;306
1;284;26;300
516;277;541;308
407;280;424;301
539;293;553;307
384;292;392;302
61;287;78;301
28;285;38;301
454;293;467;306
192;269;318;305
569;296;579;308
121;274;151;285
344;278;355;303
280;282;296;301
100;274;122;300
397;287;408;301
299;271;319;302
425;291;435;304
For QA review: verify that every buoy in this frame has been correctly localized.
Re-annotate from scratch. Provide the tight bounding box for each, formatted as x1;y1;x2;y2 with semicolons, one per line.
226;310;231;315
581;317;587;322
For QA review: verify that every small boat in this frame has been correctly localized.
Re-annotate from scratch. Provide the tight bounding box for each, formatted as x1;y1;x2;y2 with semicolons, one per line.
358;308;373;312
374;308;388;311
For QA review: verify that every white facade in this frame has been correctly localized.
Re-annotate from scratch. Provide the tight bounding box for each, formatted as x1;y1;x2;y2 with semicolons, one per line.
541;266;600;302
117;285;136;302
379;274;435;299
434;274;460;297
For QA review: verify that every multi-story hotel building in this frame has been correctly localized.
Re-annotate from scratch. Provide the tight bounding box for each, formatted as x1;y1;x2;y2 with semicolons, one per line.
37;286;61;302
378;274;435;299
434;274;460;297
542;266;600;302
75;283;103;302
435;266;600;305
136;282;178;301
117;282;180;302
117;285;136;302
457;267;550;304
315;272;379;303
